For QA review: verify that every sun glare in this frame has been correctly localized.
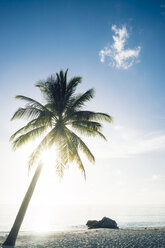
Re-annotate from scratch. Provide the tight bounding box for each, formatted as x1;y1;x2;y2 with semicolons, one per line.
25;149;59;231
24;147;89;232
31;149;58;204
41;149;57;166
28;206;53;232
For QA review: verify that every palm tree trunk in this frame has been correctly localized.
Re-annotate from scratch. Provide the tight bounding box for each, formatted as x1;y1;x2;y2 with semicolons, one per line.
3;162;43;247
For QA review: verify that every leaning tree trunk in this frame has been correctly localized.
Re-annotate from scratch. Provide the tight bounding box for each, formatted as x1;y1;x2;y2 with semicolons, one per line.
3;162;43;247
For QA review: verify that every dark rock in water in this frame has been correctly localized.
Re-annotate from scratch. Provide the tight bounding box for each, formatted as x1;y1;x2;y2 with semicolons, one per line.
99;217;118;229
86;220;100;229
86;217;118;229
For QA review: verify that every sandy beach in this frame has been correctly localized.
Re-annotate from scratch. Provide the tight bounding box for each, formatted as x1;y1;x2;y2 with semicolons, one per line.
1;227;165;248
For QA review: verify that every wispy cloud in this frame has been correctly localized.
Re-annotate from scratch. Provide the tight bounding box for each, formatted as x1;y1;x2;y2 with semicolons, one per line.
160;4;165;15
112;130;165;158
99;25;141;70
95;126;165;158
151;174;161;182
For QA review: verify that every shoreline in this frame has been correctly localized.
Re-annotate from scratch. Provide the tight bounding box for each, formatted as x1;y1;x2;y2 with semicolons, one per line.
1;226;165;247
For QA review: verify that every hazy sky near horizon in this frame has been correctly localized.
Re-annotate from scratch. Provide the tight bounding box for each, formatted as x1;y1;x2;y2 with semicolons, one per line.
1;0;165;208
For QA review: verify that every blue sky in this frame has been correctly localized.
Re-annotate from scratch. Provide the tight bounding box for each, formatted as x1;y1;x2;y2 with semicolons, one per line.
1;0;165;207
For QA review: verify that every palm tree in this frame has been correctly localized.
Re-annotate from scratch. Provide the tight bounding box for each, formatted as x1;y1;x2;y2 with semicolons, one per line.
3;70;112;247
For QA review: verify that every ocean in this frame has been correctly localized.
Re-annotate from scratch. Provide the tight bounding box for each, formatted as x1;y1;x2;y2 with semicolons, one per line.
0;204;165;232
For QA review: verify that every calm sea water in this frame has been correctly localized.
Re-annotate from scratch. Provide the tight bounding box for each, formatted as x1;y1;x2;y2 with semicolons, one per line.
0;204;165;232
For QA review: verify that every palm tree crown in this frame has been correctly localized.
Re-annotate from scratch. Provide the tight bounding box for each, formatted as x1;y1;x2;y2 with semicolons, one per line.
10;70;112;178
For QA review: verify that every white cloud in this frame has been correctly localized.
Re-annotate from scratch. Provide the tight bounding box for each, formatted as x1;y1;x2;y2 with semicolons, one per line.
99;25;141;70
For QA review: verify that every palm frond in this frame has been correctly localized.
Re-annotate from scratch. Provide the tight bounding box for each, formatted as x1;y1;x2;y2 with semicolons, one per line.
66;128;95;163
28;128;56;169
71;120;102;131
12;126;47;150
71;111;113;122
10;70;112;180
36;78;65;115
71;122;107;140
66;76;82;99
64;128;86;178
52;127;86;178
15;95;48;111
71;89;95;110
59;70;67;100
10;114;52;141
10;119;38;141
11;107;42;121
74;152;86;179
55;160;66;178
64;69;68;81
36;81;59;113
